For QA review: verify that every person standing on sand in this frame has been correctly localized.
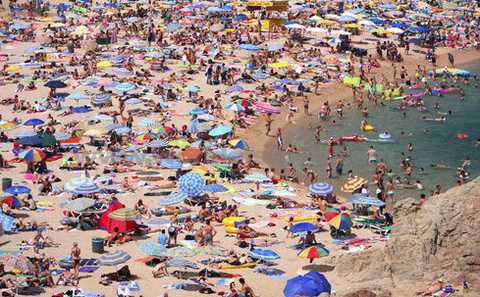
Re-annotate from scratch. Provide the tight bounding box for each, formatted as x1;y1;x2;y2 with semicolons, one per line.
303;96;309;115
71;242;81;281
265;114;272;136
325;159;332;179
276;128;283;150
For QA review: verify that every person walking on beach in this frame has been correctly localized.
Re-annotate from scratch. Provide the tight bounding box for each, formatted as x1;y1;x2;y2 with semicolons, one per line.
303;96;310;115
265;114;272;136
276;128;283;150
71;242;81;281
448;53;454;67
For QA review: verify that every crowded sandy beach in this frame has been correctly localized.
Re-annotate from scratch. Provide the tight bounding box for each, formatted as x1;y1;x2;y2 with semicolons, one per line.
0;0;479;296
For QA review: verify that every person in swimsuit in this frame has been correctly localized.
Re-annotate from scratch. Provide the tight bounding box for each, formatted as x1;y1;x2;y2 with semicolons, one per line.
71;242;81;281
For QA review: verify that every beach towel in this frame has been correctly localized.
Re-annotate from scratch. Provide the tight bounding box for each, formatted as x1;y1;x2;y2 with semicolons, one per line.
79;266;99;273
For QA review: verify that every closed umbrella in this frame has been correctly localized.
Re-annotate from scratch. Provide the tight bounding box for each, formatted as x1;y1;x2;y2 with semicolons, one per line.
341;177;367;192
249;248;280;261
159;192;188;206
109;208;140;221
308;183;334;196
99;250;131;266
178;172;205;197
60;198;95;212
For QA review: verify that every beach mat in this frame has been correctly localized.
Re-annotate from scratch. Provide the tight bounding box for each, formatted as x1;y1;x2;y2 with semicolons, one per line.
80;266;99;273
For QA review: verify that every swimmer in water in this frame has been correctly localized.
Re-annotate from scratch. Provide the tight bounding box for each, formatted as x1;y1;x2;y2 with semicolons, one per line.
431;163;450;169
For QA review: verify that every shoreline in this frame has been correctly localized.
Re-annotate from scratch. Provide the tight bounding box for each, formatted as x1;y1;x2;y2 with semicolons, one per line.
239;47;480;196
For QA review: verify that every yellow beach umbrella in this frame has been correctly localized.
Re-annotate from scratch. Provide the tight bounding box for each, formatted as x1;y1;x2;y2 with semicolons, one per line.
5;65;21;73
96;60;112;68
318;19;336;25
371;28;391;34
192;165;209;175
344;23;360;29
0;121;16;130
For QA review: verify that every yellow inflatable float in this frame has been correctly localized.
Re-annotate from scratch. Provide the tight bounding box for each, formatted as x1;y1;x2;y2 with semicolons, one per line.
222;216;245;227
283;215;319;222
225;226;240;234
362;124;375;132
219;263;257;269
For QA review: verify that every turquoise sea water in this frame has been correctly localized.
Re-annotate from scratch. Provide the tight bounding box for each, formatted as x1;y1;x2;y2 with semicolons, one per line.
267;63;480;198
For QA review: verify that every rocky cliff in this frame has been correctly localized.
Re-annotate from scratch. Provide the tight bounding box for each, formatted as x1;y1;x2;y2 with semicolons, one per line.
333;177;480;295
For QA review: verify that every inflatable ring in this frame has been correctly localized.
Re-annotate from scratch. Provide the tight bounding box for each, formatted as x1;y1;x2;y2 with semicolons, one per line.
222;216;245;227
379;133;392;139
457;133;469;140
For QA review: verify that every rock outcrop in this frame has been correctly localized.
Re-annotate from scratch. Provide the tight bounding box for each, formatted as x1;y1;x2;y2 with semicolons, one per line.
333;177;480;294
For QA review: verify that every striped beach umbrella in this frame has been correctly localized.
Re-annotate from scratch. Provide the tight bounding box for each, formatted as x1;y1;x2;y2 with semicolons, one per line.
178;172;205;198
248;248;280;261
92;93;112;105
348;193;385;207
99;250;131;266
72;180;101;195
159;192;188;206
297;245;330;259
341;177;367;192
324;211;352;231
114;82;136;92
308;183;334;196
109;208;140;221
147;139;168;148
18;148;45;162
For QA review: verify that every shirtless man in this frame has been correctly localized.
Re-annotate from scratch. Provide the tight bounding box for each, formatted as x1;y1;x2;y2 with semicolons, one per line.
202;220;216;246
71;242;81;281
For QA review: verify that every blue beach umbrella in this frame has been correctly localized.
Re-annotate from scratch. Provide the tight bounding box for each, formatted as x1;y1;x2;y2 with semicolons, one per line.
308;183;334;196
224;103;245;112
208;125;232;137
159;192;188;206
5;186;31;195
71;106;91;113
99;250;131;266
23;118;44;126
284;272;331;297
44;80;67;89
186;85;201;93
54;132;72;141
93;114;114;121
66;92;89;100
0;212;15;232
289;222;317;234
348;193;385;207
138;241;166;257
244;173;271;183
160;159;182;169
212;148;242;160
239;44;261;51
189;107;208;115
124;144;144;152
114;82;136;92
92;93;112;105
203;183;228;193
114;126;131;134
248;248;280;261
125;98;142;105
178;172;205;198
409;26;429;33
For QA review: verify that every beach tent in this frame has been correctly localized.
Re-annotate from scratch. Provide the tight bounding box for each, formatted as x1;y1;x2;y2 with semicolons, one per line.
98;200;125;230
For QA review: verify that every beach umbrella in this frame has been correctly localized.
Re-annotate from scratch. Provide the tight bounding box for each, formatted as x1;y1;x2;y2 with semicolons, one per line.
284;272;331;297
181;148;202;162
166;22;180;32
308;183;334;196
168;139;190;148
18;148;46;162
189;107;208;115
409;26;429;33
224;103;245;112
388;27;404;34
72;180;101;195
208;125;232;137
284;23;305;30
212;148;242;160
66;92;89;100
23;118;44;126
160;159;182;169
348;193;385;207
248;248;280;261
114;126;131;135
147;139;168;148
13;130;37;138
239;44;261;51
203;183;228;193
71;106;91;113
138;241;166;257
0;254;34;274
289;222;317;234
96;60;112;68
98;250;131;266
324;212;352;231
44;80;67;89
92;93;112;105
93;114;114;122
178;172;205;197
166;247;197;258
297;245;330;259
226;85;243;93
341;177;367;192
159;192;188;206
125;98;142;105
228;139;249;150
109;208;140;221
166;258;199;269
114;82;136;92
60;197;95;212
4;186;31;195
244;173;271;183
138;118;158;128
267;42;284;52
54;132;72;141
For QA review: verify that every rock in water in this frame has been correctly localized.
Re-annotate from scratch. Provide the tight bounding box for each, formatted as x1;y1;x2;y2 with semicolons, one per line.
333;177;480;294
